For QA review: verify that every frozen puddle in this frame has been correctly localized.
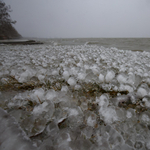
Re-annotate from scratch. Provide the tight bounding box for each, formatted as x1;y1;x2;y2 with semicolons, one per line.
1;44;150;149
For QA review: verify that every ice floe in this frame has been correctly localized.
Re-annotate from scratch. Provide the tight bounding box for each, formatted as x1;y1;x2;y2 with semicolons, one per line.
1;44;150;149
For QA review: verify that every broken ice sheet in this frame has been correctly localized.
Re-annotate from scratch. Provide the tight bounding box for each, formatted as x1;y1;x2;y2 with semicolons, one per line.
1;44;150;149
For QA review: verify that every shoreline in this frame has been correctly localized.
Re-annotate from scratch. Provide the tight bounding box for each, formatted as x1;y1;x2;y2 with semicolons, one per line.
0;39;43;45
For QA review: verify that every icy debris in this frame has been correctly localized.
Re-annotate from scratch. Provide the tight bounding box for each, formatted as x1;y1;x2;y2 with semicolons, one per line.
32;101;48;115
61;86;69;92
139;112;150;124
142;96;150;108
99;106;118;124
38;74;45;81
117;73;127;84
96;94;109;108
1;78;8;84
85;111;97;127
111;95;130;106
78;72;86;80
30;88;45;103
45;89;57;101
46;121;59;137
99;73;104;83
63;71;70;80
126;110;133;118
105;70;115;83
0;108;37;150
1;44;150;149
137;87;148;98
67;77;76;86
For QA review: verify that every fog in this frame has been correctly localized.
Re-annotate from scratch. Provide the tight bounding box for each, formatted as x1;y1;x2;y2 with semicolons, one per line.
5;0;150;38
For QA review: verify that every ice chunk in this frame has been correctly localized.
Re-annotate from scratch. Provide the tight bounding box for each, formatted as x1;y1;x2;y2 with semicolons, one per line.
85;111;97;127
69;108;79;116
30;88;45;103
32;101;48;115
45;89;57;101
82;126;93;138
145;140;150;150
61;86;69;92
124;85;133;92
52;70;59;76
108;128;124;149
63;71;70;80
0;108;37;150
1;78;8;84
74;84;81;90
67;77;76;86
117;73;127;84
111;95;130;106
38;137;54;150
142;96;150;108
96;94;109;108
126;110;132;119
105;70;115;83
38;74;45;81
18;70;33;83
139;112;150;124
46;121;59;137
99;74;104;83
127;72;135;85
99;106;118;124
137;87;148;98
77;72;86;80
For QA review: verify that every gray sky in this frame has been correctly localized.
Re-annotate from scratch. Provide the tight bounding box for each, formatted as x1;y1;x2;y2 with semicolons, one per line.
5;0;150;38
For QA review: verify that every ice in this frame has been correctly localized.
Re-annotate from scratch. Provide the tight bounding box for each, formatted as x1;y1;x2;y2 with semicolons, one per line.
78;72;86;80
46;121;59;137
99;73;104;83
0;108;37;150
38;74;45;81
85;111;97;127
117;73;128;84
142;96;150;108
105;70;115;83
63;70;70;81
137;87;148;98
126;110;133;118
45;89;57;101
99;106;118;124
1;43;150;149
61;86;69;92
32;101;48;115
139;112;150;124
108;128;124;149
67;77;76;86
96;94;109;108
111;95;130;106
145;140;150;150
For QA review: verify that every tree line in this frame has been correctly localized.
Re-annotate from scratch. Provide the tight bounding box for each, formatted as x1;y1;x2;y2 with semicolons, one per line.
0;0;16;26
0;0;21;39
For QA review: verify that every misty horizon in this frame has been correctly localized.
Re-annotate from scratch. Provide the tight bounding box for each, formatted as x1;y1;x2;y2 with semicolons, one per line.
4;0;150;38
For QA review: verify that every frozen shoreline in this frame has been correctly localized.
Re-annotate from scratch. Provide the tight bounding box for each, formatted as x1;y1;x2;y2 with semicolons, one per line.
1;44;150;149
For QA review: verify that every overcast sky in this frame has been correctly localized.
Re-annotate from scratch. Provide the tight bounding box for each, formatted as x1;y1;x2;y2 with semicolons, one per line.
4;0;150;38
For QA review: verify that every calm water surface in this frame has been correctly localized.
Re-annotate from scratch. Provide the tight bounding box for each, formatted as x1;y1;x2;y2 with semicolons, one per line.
37;38;150;52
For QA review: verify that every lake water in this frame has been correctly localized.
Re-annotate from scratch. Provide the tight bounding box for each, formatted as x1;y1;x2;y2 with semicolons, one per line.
39;38;150;52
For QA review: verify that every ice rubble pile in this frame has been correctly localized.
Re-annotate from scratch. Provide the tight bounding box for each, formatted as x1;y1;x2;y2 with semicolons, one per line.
1;45;150;149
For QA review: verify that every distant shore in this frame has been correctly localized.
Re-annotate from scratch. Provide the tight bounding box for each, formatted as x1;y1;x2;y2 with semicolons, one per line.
0;39;43;45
